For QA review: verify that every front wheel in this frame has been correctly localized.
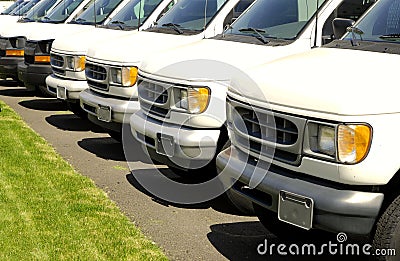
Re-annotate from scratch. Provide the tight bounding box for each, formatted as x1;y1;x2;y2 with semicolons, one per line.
373;195;400;260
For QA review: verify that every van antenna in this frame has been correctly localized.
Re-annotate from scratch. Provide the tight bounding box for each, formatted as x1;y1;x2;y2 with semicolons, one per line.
313;0;319;48
203;0;208;38
138;0;142;31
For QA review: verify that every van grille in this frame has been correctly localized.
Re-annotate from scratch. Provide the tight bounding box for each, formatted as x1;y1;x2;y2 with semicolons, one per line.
85;62;109;91
139;80;169;104
50;53;64;67
228;96;305;165
86;63;107;80
50;53;65;76
24;41;37;65
138;78;171;118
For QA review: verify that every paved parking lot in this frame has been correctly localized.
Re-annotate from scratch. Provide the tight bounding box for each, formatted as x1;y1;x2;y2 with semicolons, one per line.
0;82;369;261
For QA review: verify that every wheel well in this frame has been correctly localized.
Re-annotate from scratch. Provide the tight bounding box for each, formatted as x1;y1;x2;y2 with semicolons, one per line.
379;169;400;210
368;169;400;240
216;124;229;152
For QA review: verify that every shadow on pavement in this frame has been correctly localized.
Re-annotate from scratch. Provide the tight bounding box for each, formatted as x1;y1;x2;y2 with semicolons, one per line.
0;80;20;87
126;169;252;215
0;86;34;97
19;99;67;111
46;114;106;133
78;137;126;161
208;222;370;261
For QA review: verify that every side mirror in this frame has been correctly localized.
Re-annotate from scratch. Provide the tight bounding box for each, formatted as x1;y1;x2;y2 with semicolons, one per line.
332;18;355;39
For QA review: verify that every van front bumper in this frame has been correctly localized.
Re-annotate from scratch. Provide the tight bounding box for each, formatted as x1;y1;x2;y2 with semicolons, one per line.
80;89;140;132
131;110;220;170
17;62;52;91
216;146;384;235
46;74;88;100
0;56;23;80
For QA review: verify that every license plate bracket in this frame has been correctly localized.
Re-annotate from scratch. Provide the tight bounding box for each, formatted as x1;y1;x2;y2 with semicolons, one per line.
56;86;67;100
97;104;111;122
156;133;174;157
278;190;313;230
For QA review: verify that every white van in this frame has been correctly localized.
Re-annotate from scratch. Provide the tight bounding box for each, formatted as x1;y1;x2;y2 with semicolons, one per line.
217;0;400;249
79;0;255;139
13;0;133;93
0;0;64;80
45;0;177;115
130;0;374;173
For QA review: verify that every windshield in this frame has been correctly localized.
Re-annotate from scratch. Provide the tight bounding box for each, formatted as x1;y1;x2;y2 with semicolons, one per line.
1;0;24;14
343;0;400;43
105;0;164;29
22;0;58;21
40;0;86;23
10;0;40;16
227;0;326;40
9;1;30;15
155;0;229;31
71;0;123;24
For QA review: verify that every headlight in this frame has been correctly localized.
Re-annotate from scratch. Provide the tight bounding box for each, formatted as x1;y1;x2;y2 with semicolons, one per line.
306;122;372;164
317;125;335;156
66;55;85;71
338;124;372;164
175;87;210;113
110;67;138;87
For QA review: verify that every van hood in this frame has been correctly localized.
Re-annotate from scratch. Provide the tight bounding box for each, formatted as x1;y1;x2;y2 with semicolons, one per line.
0;22;92;40
233;47;400;116
52;27;138;54
0;15;19;26
0;21;36;37
140;38;306;81
86;31;202;65
26;23;93;41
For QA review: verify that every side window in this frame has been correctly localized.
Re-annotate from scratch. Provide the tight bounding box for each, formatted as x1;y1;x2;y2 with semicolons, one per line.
223;0;254;27
321;0;375;44
156;0;175;20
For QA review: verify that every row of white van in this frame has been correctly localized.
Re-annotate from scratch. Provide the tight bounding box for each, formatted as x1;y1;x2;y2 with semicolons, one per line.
1;0;400;255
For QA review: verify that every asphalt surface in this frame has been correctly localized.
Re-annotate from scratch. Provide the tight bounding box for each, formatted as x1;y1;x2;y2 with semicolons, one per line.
0;82;370;261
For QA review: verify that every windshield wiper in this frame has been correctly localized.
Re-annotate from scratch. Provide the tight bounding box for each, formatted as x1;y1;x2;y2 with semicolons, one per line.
110;20;126;30
162;23;183;34
379;34;400;41
70;17;87;24
346;26;364;46
20;16;33;22
238;27;270;44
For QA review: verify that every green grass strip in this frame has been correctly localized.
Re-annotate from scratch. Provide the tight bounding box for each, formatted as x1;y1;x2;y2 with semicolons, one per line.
0;101;168;261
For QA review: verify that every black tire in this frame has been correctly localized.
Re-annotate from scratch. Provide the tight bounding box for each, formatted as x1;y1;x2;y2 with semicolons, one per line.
254;203;331;242
372;195;400;260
